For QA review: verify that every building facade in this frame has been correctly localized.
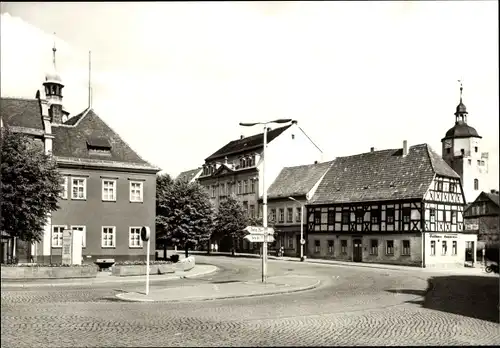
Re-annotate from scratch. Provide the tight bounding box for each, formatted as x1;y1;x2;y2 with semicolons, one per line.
266;161;332;257
441;84;489;203
464;190;499;251
306;142;477;269
195;121;323;252
0;45;160;264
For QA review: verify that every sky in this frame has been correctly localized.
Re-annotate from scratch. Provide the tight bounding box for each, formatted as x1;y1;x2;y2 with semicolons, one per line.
1;1;498;189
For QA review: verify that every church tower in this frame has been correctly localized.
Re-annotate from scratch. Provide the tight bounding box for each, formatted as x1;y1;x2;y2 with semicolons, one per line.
42;36;68;124
441;82;489;203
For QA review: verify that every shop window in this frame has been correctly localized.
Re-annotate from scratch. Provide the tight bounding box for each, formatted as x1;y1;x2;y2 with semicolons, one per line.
430;241;436;256
370;239;378;255
341;240;347;254
314;240;320;253
386;240;394;255
442;241;447;255
328;240;334;254
452;241;457;255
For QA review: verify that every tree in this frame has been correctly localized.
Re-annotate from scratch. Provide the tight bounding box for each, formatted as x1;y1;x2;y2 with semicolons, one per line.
156;176;214;258
213;195;248;255
0;129;63;243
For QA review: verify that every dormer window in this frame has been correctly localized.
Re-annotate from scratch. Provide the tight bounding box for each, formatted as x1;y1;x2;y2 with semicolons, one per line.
87;136;111;156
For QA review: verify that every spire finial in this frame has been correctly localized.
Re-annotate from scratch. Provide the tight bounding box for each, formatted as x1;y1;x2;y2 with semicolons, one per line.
52;32;57;68
458;79;463;103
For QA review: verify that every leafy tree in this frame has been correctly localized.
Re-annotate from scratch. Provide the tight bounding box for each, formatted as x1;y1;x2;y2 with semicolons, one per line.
0;129;63;244
213;195;248;255
156;176;214;258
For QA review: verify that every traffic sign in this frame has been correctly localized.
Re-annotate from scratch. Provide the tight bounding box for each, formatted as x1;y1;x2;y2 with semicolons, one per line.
244;234;275;243
244;226;275;235
141;226;150;242
300;239;306;245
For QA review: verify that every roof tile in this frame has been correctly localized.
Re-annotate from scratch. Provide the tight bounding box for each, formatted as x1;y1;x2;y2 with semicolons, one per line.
0;98;43;130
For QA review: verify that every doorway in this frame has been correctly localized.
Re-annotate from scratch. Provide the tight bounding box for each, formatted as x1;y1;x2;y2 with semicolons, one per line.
353;238;362;262
465;241;475;264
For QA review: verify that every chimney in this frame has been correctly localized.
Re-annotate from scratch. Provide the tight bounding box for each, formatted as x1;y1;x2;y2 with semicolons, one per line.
370;147;375;152
50;104;64;124
403;140;408;157
291;120;298;125
240;135;244;139
314;160;318;164
224;156;228;165
491;189;498;194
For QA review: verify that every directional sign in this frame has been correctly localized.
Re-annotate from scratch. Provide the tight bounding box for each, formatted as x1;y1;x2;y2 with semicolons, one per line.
244;226;275;235
244;234;275;243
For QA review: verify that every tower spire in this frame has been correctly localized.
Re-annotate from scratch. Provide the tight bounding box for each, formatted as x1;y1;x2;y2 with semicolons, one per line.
52;32;57;69
458;79;463;103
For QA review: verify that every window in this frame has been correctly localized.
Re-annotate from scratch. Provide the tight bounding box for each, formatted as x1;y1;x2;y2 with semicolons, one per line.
327;211;335;224
475;146;478;153
451;211;457;224
249;205;255;218
468;159;472;165
212;185;216;198
446;148;450;154
355;209;364;223
296;207;301;222
102;179;116;201
250;179;255;193
52;226;65;247
237;181;242;194
430;209;436;222
314;240;320;253
371;209;380;224
243;180;248;194
370;239;378;255
474;179;479;191
452;241;457;255
129;227;142;248
477;160;481;166
402;240;410;255
449;183;455;193
60;177;68;199
341;210;350;224
287;208;293;222
270;209;276;222
130;181;143;202
386;240;394;255
430;241;436;255
71;178;86;200
402;207;411;223
314;211;321;224
220;183;226;196
442;241;447;255
279;208;285;223
287;236;293;248
101;227;116;248
71;226;86;248
460;149;465;156
341;240;347;254
328;240;334;254
436;181;443;191
481;160;485;166
386;208;395;224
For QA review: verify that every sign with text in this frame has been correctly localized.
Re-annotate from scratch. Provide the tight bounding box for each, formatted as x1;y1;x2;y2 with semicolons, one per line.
429;234;458;239
244;234;275;243
244;226;275;235
62;229;72;265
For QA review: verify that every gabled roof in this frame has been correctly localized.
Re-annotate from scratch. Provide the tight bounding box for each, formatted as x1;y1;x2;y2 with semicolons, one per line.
176;168;202;182
52;109;158;170
267;161;333;199
205;125;291;162
486;193;500;207
310;144;460;205
0;97;43;130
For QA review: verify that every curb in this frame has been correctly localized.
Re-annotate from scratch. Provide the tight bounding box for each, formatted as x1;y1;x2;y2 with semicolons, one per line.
115;278;321;303
0;265;218;289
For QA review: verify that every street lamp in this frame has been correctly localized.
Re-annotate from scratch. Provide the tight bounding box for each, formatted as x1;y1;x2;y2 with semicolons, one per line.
289;196;305;261
239;119;293;283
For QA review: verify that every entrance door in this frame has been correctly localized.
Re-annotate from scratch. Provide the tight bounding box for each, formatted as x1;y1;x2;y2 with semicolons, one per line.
353;238;362;262
465;241;475;264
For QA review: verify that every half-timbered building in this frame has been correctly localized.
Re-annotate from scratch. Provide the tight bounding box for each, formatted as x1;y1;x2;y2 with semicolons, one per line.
307;142;477;268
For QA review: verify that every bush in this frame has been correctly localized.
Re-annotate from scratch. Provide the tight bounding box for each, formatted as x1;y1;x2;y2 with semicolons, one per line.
170;254;180;263
114;260;172;266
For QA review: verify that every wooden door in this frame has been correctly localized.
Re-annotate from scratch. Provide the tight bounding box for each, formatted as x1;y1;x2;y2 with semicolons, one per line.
353;238;362;262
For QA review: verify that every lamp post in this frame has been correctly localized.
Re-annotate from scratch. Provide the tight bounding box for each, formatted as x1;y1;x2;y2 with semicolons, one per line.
239;119;292;283
289;196;305;261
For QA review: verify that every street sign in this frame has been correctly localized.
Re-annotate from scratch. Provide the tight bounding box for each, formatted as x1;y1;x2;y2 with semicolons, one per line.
244;234;275;243
244;226;275;235
300;239;306;245
141;226;150;242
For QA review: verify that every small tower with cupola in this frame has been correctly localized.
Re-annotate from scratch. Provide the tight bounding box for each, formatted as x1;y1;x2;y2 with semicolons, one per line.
441;81;489;203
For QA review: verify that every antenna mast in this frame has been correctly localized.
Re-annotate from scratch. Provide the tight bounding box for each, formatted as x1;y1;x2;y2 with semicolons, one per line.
88;50;92;109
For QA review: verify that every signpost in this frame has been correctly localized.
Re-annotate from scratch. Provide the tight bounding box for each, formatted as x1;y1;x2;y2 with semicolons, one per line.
244;225;275;282
141;226;151;295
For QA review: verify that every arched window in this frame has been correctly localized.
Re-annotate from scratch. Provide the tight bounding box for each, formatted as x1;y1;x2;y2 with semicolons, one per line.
474;179;479;191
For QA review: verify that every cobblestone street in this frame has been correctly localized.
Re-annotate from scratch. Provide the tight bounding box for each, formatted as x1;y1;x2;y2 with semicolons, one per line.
2;256;499;347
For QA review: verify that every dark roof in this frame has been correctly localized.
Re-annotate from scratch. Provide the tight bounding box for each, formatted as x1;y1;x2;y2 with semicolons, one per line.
267;161;333;199
52;109;156;167
176;168;202;182
455;102;467;114
0;98;43;130
205;125;291;161
485;193;500;207
310;144;460;205
63;110;87;125
443;122;481;140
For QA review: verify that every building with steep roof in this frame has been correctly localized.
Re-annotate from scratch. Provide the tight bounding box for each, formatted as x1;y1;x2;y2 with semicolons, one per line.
464;190;499;251
0;44;160;264
306;142;477;269
176;168;202;183
196;121;323;252
441;83;489;203
265;161;333;257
